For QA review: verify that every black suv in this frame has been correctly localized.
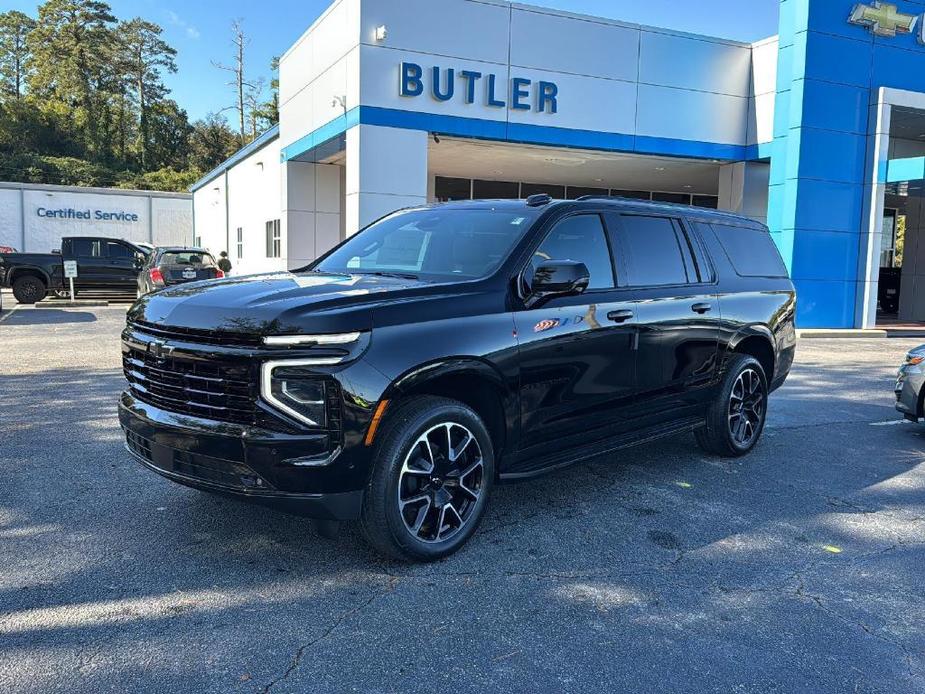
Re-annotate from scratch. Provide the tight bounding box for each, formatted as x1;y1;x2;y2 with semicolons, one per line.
119;196;795;560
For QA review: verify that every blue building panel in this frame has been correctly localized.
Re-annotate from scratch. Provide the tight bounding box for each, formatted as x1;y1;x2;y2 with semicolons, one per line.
792;279;859;328
797;32;876;88
783;128;869;184
785;179;864;233
789;79;870;135
789;229;862;282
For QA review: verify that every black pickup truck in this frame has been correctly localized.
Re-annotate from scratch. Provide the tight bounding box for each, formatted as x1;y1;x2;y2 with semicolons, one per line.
0;236;150;303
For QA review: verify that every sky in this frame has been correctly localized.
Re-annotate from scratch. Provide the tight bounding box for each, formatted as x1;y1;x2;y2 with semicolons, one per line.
6;0;780;123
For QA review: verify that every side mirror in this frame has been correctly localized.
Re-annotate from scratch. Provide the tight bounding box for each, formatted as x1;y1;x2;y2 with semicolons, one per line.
528;260;590;304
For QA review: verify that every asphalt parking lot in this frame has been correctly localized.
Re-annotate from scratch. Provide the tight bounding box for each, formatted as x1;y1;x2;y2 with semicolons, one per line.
1;292;923;694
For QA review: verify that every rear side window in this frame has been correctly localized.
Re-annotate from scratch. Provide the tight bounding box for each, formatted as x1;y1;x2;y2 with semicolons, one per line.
532;214;614;290
72;239;104;257
710;223;788;278
617;215;688;286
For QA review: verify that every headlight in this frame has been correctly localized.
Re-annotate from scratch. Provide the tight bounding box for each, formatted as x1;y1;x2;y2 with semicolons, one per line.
261;360;337;426
263;332;362;346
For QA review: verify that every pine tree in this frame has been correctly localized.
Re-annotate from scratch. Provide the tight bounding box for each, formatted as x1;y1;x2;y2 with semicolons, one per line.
0;11;36;100
118;18;177;170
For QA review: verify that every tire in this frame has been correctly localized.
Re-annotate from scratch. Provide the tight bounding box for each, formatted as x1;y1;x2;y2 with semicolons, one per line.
695;354;768;457
12;275;47;304
360;395;495;561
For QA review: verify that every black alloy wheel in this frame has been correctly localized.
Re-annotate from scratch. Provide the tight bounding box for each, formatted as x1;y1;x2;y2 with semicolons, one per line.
695;353;768;457
728;367;765;448
397;422;485;543
360;395;494;561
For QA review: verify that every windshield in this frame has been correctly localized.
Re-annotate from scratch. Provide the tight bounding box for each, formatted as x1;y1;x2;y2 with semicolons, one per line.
159;251;215;267
312;207;541;281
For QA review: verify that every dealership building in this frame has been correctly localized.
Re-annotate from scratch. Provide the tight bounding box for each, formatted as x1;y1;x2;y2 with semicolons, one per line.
191;0;925;328
0;182;192;253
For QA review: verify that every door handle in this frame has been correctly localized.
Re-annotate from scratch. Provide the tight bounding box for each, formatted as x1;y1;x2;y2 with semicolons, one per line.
607;309;634;323
691;302;712;314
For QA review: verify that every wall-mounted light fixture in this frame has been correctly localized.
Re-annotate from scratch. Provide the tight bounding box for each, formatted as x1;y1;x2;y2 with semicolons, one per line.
374;25;388;41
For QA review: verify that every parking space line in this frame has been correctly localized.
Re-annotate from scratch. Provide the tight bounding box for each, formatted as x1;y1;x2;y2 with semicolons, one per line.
0;304;21;324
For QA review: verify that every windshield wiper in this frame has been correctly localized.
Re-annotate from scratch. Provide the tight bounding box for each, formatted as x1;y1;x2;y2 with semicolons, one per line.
352;270;420;280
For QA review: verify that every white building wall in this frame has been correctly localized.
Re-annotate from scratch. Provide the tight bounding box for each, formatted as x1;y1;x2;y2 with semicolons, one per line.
718;161;771;226
0;188;23;250
284;162;344;268
356;0;758;146
345;124;427;233
749;37;778;146
223;136;284;276
0;182;190;253
278;0;361;153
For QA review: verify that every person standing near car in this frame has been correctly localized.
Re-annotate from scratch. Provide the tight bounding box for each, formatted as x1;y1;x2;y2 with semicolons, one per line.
217;251;232;275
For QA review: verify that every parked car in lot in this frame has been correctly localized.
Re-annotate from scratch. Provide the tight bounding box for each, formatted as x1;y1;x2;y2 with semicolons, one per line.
0;245;17;254
894;345;925;420
137;247;224;297
0;236;149;303
119;195;796;561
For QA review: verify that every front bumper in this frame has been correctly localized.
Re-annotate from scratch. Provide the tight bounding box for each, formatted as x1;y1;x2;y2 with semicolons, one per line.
894;364;924;420
118;391;364;520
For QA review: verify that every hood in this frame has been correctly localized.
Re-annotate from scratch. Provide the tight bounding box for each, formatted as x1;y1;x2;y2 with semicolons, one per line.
128;271;434;336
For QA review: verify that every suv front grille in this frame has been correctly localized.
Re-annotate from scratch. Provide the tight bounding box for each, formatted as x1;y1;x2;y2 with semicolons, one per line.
123;344;258;425
128;320;263;347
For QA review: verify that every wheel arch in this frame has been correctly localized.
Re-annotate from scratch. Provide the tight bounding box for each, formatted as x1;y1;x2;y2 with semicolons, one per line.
9;266;51;288
383;358;514;465
726;326;776;384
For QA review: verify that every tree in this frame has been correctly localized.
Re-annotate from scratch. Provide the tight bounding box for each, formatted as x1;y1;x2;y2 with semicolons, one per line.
0;11;36;100
118;18;176;170
146;99;192;170
188;112;239;172
27;0;117;158
212;19;251;145
252;56;279;131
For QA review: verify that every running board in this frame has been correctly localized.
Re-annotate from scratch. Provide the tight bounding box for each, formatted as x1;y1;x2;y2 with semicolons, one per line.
500;416;705;482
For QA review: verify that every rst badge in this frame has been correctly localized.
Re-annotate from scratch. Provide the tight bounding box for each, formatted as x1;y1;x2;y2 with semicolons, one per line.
533;319;560;333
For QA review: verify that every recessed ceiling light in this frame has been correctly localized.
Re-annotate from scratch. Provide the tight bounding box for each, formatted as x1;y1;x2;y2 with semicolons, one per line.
655;167;666;172
492;170;503;175
683;185;692;189
593;178;603;183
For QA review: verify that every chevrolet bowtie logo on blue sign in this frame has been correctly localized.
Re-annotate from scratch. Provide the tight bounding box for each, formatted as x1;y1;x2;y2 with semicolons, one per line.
849;2;918;38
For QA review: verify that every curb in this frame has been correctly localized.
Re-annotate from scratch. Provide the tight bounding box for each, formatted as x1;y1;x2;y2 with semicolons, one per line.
796;329;888;339
34;301;111;308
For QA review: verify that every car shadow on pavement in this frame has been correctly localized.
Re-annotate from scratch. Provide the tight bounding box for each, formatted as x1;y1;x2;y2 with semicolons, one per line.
1;309;97;326
0;361;923;691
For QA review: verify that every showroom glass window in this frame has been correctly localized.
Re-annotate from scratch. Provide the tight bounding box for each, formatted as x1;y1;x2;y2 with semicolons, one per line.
617;216;689;286
531;214;614;290
236;227;243;259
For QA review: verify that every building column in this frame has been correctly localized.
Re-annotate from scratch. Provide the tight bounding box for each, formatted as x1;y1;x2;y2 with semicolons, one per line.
766;1;874;329
282;160;343;269
345;124;428;235
718;161;770;226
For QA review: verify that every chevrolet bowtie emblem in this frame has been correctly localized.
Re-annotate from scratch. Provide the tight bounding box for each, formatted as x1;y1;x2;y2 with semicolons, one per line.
849;2;917;37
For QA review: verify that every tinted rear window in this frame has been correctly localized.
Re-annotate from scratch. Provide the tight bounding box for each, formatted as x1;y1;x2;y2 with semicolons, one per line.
618;215;689;287
709;223;788;278
159;251;215;267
